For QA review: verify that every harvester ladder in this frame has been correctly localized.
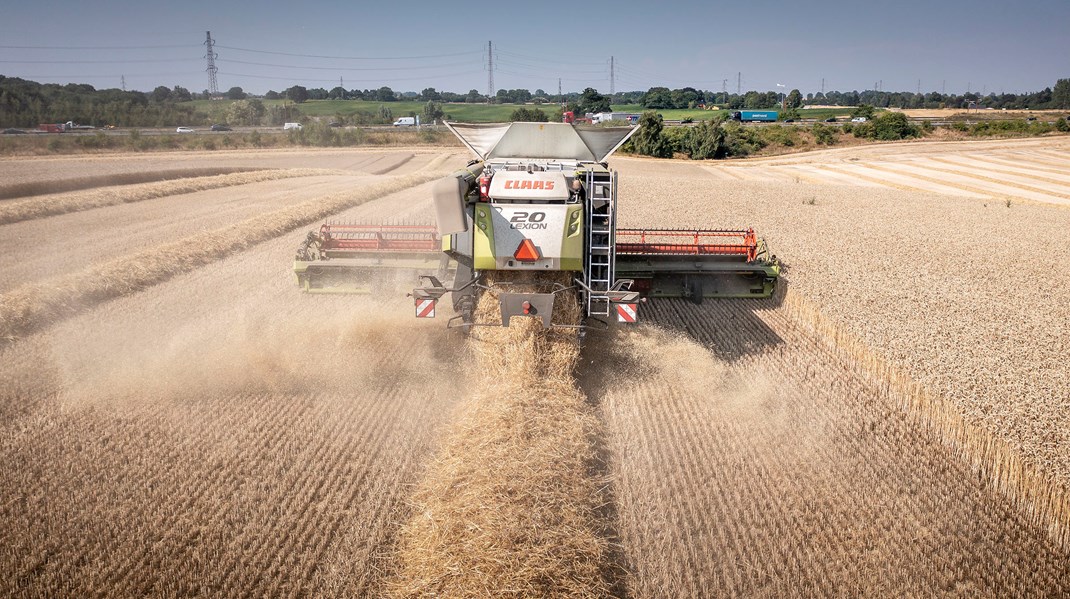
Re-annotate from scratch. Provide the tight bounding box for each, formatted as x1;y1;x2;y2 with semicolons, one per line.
584;170;617;317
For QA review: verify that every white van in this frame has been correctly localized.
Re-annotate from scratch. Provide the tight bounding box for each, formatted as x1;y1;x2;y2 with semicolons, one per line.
393;117;419;127
284;122;303;130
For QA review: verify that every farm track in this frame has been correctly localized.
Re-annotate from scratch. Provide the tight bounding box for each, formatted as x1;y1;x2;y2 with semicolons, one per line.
1;141;1069;596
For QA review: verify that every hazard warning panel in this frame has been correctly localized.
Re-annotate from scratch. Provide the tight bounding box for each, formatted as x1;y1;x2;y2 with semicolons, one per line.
415;298;436;318
616;303;638;323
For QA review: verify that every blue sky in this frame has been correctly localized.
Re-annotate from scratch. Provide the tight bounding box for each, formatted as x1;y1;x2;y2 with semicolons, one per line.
1;0;1067;96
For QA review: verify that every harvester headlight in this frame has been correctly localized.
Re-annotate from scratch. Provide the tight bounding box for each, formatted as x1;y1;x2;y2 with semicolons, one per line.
567;209;581;236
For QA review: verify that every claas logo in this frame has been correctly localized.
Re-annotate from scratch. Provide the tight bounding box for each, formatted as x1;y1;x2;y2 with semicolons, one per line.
504;179;555;190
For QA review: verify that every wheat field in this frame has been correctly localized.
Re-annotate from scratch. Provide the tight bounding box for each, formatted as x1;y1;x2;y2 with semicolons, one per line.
1;140;1068;596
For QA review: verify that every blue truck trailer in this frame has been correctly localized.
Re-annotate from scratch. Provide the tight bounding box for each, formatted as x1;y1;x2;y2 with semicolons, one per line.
731;111;779;122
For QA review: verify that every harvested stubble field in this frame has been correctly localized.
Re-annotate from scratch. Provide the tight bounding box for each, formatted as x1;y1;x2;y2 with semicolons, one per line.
1;139;1069;597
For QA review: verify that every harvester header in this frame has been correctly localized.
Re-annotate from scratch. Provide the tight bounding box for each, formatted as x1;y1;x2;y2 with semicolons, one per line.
294;121;780;328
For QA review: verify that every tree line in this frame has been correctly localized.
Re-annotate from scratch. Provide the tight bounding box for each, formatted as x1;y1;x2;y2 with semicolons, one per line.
248;79;1070;111
3;73;1067;129
0;76;201;128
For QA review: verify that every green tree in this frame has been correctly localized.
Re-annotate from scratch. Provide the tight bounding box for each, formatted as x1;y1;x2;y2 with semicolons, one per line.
226;99;266;125
578;87;611;114
641;87;672;109
1053;78;1070;109
375;86;396;102
285;86;309;103
226;86;246;100
423;100;445;123
150;86;172;102
786;89;802;109
631;111;672;158
860;111;918;140
509;107;549;122
812;123;837;145
171;86;192;101
684;116;728;159
852;104;876;119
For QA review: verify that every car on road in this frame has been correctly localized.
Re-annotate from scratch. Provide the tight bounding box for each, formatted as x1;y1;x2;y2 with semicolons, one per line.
176;127;195;133
210;124;232;132
851;117;868;123
284;122;302;130
824;117;837;123
328;121;342;128
2;128;27;134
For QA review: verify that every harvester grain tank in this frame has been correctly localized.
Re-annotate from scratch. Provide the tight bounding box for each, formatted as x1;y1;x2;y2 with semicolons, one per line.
294;122;779;328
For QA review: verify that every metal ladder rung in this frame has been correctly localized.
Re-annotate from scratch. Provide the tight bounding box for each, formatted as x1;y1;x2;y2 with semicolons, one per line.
584;169;617;319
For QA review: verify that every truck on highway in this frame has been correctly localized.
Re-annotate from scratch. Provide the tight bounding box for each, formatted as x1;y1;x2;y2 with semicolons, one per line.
393;116;420;127
730;111;779;123
589;112;641;124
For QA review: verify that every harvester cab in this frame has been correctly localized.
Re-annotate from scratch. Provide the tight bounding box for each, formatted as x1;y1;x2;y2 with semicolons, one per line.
293;121;780;329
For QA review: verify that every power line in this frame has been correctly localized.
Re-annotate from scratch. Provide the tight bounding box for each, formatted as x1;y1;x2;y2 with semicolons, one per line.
216;58;476;72
218;70;485;84
216;45;481;61
0;58;198;64
0;44;198;50
494;48;604;67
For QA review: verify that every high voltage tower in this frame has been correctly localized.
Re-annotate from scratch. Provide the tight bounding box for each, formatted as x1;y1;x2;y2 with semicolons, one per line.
486;41;494;98
204;31;219;96
610;56;615;95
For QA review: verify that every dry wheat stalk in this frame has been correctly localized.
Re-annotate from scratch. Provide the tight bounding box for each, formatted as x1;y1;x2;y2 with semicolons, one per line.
0;168;351;225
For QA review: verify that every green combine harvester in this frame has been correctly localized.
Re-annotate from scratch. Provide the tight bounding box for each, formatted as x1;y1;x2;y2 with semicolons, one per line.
294;122;779;328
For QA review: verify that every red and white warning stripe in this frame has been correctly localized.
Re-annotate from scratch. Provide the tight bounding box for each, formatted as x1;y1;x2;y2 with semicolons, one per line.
415;298;436;318
616;302;638;323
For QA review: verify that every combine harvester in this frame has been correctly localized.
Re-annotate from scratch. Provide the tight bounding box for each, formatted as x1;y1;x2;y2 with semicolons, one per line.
294;122;779;328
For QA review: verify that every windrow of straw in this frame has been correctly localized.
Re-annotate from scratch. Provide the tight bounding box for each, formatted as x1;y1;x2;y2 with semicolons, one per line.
782;289;1070;551
0;155;453;343
0;166;265;200
0;168;352;225
390;274;619;598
